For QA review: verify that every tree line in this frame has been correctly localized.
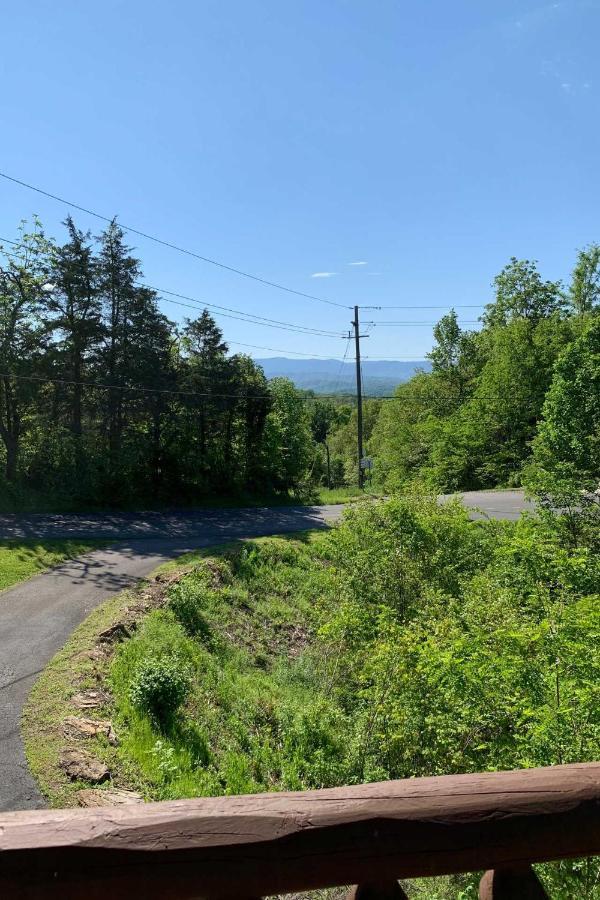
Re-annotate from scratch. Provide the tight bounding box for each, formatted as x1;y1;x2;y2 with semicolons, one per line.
0;218;312;508
2;218;599;510
322;248;600;498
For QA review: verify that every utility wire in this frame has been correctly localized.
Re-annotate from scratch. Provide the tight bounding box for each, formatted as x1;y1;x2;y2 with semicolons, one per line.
147;288;480;334
1;237;434;356
226;340;430;361
0;370;309;402
330;336;353;395
368;320;481;326
362;304;484;310
0;372;544;405
363;355;429;360
156;294;344;337
141;282;344;337
225;340;359;359
1;235;344;337
0;171;349;309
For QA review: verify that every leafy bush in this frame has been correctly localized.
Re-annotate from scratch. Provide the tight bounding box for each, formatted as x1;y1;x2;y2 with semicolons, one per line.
168;581;212;640
130;656;190;725
109;503;599;895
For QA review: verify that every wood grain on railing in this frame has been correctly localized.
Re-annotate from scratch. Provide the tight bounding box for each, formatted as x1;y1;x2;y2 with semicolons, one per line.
1;763;598;899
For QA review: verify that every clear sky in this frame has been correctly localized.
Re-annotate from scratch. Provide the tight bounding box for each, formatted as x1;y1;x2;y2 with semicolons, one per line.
1;0;598;371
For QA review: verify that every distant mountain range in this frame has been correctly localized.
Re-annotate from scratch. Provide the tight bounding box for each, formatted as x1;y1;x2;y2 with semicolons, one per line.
255;358;431;396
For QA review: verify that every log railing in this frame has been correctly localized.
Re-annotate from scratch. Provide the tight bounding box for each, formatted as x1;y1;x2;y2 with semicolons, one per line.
1;763;599;899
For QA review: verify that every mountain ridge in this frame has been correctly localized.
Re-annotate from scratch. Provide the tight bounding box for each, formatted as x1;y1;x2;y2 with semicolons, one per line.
254;357;431;396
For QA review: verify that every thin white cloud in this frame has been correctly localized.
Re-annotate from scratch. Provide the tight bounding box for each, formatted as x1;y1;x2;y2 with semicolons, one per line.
348;260;368;266
311;271;337;278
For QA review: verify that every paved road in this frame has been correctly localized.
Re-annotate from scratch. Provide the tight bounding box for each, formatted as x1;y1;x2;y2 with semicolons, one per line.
0;491;530;812
441;489;534;521
0;505;341;812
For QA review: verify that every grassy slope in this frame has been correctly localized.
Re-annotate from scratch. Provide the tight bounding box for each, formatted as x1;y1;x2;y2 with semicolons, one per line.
23;505;596;900
22;531;473;898
0;540;105;592
23;534;335;806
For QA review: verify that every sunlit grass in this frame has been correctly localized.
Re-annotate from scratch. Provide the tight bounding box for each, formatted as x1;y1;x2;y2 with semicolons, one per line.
0;539;104;591
314;485;383;504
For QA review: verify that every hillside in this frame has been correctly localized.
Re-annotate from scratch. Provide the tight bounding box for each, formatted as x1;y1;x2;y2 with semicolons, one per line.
24;496;600;895
255;358;431;395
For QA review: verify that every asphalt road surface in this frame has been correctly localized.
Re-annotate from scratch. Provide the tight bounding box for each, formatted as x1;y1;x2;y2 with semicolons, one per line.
0;491;531;812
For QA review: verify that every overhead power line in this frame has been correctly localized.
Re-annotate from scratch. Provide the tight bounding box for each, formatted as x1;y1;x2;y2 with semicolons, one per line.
0;371;539;405
225;340;429;361
331;336;353;394
156;293;343;337
368;321;481;326
362;304;484;310
1;236;436;352
1;231;483;316
227;340;352;359
141;282;344;337
0;171;348;309
0;370;298;402
0;237;343;338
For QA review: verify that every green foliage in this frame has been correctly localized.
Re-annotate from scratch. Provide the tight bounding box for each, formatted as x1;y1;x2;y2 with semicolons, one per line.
104;500;599;895
327;399;381;486
261;378;313;491
129;655;191;726
168;580;213;641
369;256;580;492
570;244;600;315
483;257;565;327
0;539;104;591
0;219;314;508
528;315;600;502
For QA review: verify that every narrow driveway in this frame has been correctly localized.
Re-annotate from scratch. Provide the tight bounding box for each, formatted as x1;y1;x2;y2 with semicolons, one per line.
0;491;530;812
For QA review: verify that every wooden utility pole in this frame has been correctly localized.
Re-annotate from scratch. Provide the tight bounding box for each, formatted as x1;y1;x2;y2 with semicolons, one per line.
353;305;364;489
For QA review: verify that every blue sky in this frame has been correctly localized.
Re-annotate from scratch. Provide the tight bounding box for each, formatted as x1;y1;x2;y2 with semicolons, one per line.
1;0;598;370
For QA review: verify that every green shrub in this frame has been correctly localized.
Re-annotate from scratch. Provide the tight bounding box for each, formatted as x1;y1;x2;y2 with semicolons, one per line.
130;656;191;725
106;510;599;897
168;582;212;640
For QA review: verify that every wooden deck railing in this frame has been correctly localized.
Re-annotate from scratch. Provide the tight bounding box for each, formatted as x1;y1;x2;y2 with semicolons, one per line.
1;763;599;899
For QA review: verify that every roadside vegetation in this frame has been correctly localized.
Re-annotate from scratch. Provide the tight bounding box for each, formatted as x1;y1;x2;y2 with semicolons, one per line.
0;539;103;591
312;485;383;505
2;220;599;511
25;487;600;896
6;219;600;896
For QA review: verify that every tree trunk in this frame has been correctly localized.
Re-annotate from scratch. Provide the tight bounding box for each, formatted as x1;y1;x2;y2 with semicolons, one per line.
71;349;83;437
151;406;162;498
5;433;18;483
0;378;20;483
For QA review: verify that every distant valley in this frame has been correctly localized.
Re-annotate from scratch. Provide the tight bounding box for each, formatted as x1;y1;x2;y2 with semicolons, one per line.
255;358;431;396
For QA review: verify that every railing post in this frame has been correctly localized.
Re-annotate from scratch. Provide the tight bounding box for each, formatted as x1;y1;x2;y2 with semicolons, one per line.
347;882;409;899
479;865;549;898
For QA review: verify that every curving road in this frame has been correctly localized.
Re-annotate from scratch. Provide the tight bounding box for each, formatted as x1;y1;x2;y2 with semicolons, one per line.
0;491;531;812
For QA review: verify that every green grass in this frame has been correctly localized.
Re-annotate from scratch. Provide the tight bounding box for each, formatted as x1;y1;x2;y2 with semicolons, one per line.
22;533;337;805
21;530;480;898
313;485;383;504
0;539;105;592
